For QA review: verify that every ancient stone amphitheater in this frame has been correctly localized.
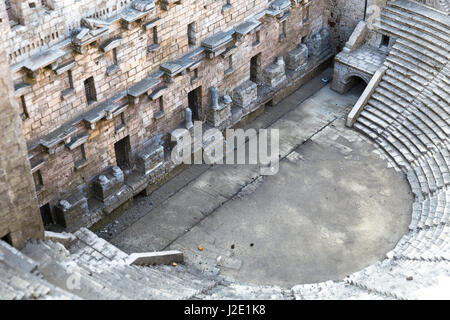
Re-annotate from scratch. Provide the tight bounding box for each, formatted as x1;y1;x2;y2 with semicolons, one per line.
0;0;449;300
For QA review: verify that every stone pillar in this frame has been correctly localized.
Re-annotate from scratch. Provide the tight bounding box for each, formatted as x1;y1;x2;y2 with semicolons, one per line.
0;3;43;248
211;86;220;110
185;107;193;129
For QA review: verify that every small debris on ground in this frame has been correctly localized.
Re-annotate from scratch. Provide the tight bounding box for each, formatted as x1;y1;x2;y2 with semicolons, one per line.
406;276;413;281
231;244;235;249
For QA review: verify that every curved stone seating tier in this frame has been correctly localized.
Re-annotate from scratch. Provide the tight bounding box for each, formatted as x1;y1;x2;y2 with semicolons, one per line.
349;0;450;298
410;189;450;230
1;0;448;300
344;259;450;299
388;224;450;261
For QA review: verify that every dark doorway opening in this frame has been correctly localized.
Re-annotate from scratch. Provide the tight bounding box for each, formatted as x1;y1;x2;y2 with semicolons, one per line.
1;233;12;246
188;86;202;121
114;136;131;171
347;76;367;96
380;35;390;49
250;53;262;83
40;203;54;228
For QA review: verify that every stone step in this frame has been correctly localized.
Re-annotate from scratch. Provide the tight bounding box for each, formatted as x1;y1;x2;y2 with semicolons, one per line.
417;158;437;194
345;258;450;299
384;58;429;88
394;38;447;66
130;264;218;298
354;121;379;139
371;91;405;114
400;109;443;147
388;225;450;261
388;0;450;30
0;263;49;300
381;11;450;45
386;126;422;159
438;66;450;84
424;154;445;189
416;93;450;126
376;135;411;171
357;114;384;136
409;198;424;230
378;81;413;106
293;280;390;300
391;43;444;74
0;240;39;275
411;100;450;139
353;117;412;171
381;129;416;163
360;109;391;129
365;103;398;124
377;22;449;59
198;282;287;300
389;120;429;154
384;68;425;97
413;164;433;195
407;105;447;143
378;17;450;53
23;241;127;299
72;228;129;262
431;79;450;103
432;149;450;185
397;115;435;149
385;56;434;83
428;83;450;104
383;74;421;102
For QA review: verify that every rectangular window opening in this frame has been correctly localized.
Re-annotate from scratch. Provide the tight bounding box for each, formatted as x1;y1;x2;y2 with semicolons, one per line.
84;77;97;104
380;34;390;48
250;53;262;83
188;22;196;47
33;169;43;191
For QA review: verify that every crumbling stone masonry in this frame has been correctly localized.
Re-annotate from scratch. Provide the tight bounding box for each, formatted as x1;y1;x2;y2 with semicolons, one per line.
0;0;43;248
1;0;334;233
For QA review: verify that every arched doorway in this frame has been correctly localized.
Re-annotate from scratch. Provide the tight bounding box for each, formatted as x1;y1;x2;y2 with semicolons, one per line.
343;75;368;96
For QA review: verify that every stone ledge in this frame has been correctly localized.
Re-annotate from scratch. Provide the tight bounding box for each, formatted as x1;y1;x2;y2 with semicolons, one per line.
126;250;184;266
346;66;387;127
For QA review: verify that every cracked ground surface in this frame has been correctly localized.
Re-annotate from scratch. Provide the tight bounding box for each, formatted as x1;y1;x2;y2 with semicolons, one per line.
101;70;413;287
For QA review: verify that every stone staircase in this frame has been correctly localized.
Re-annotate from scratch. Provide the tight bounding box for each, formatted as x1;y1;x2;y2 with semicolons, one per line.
354;0;450;179
1;228;291;300
1;1;449;300
338;0;450;299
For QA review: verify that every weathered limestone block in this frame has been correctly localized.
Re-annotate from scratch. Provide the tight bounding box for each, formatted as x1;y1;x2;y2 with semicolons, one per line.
131;0;156;12
54;191;89;229
81;18;109;29
207;96;232;129
44;231;77;247
306;28;331;57
126;250;184;266
232;80;258;109
135;139;164;175
93;166;125;203
343;21;368;53
263;57;287;87
185;107;194;129
286;45;308;71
